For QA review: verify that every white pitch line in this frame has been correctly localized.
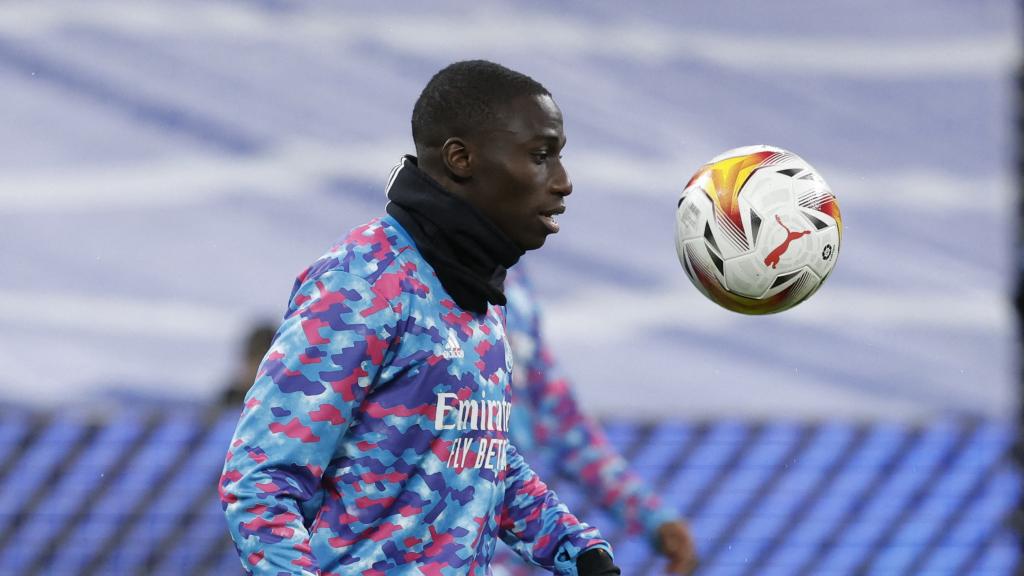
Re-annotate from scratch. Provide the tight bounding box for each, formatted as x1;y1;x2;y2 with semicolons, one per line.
0;1;1015;78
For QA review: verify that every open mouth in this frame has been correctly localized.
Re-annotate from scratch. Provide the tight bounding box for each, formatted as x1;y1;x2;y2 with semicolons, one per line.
539;206;565;233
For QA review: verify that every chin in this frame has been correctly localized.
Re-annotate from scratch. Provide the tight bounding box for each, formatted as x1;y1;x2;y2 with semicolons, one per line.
518;236;548;252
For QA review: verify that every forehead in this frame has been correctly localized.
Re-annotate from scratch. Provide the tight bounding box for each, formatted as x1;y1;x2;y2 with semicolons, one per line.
488;94;564;143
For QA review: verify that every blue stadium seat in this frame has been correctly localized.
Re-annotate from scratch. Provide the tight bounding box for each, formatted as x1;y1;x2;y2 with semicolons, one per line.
153;493;230;576
867;422;1008;575
0;413;146;573
758;423;907;572
0;412;31;471
972;531;1019;575
919;465;1019;574
0;410;1013;576
812;422;959;574
624;421;691;486
691;423;802;559
660;420;751;515
38;412;200;575
710;422;856;571
97;410;239;575
213;545;247;576
0;418;89;547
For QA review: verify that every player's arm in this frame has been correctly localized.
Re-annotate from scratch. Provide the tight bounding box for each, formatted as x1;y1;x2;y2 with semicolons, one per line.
524;322;678;532
498;442;620;575
219;270;397;576
524;314;696;572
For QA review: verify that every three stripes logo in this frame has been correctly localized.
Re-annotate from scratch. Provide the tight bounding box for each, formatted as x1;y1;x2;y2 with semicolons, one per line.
442;331;464;360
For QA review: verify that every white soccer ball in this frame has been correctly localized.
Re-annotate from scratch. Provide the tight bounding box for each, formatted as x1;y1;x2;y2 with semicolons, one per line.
675;145;842;314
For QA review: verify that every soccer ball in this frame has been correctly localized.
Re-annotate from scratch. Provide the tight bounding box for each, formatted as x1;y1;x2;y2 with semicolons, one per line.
675;145;842;314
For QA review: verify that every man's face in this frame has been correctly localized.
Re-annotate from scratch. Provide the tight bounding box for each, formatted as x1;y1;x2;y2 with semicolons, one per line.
467;94;572;252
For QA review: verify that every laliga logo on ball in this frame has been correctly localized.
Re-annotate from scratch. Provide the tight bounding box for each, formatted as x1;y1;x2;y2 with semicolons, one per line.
675;145;842;315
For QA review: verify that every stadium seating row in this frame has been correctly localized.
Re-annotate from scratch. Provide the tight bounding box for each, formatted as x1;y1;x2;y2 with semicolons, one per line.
0;409;1015;575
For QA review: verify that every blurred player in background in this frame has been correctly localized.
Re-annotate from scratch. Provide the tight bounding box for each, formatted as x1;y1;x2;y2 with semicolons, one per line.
221;322;277;408
494;267;698;575
220;60;622;575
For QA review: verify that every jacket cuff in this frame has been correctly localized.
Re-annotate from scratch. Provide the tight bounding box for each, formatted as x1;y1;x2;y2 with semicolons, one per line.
554;542;614;576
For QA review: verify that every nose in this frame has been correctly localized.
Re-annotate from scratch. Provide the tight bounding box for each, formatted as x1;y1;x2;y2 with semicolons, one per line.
551;160;573;197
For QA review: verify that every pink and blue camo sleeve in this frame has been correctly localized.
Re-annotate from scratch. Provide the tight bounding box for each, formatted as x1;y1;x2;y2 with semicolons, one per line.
505;269;678;543
220;269;398;575
500;443;611;572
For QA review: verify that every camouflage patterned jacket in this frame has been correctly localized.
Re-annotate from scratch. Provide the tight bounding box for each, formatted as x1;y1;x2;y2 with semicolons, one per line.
220;216;611;575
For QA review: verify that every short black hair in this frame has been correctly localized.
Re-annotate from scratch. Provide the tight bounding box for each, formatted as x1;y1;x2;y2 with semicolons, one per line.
411;60;550;151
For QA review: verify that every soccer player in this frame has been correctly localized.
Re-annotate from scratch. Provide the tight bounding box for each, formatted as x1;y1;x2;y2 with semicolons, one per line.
221;322;277;408
495;268;698;575
220;60;621;575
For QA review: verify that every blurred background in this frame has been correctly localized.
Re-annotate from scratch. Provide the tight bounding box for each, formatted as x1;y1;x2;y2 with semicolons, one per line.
0;0;1019;574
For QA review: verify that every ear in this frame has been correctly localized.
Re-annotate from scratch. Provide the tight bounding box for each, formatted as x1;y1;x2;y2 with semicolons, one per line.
441;137;472;181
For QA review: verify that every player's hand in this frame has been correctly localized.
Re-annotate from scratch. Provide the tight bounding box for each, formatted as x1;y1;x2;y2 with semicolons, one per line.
656;520;698;574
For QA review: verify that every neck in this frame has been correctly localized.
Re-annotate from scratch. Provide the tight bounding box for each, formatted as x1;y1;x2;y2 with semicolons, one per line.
385;155;523;314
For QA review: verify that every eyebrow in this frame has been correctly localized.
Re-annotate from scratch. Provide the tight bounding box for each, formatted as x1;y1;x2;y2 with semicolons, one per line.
526;133;565;146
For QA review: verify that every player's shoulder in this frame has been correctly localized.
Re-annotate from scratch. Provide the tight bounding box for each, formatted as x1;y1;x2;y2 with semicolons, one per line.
296;216;433;309
302;217;406;281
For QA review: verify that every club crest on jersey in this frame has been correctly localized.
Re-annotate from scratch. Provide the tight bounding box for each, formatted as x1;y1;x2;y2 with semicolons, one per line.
442;331;464;359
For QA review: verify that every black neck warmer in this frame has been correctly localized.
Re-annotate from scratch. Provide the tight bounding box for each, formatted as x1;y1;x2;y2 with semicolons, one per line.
386;156;524;314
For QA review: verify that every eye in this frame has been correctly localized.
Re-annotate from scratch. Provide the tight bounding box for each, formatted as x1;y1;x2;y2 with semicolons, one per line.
531;151;549;164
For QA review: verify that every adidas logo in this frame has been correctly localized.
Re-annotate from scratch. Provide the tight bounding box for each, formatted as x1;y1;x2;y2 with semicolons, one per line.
442;331;464;360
